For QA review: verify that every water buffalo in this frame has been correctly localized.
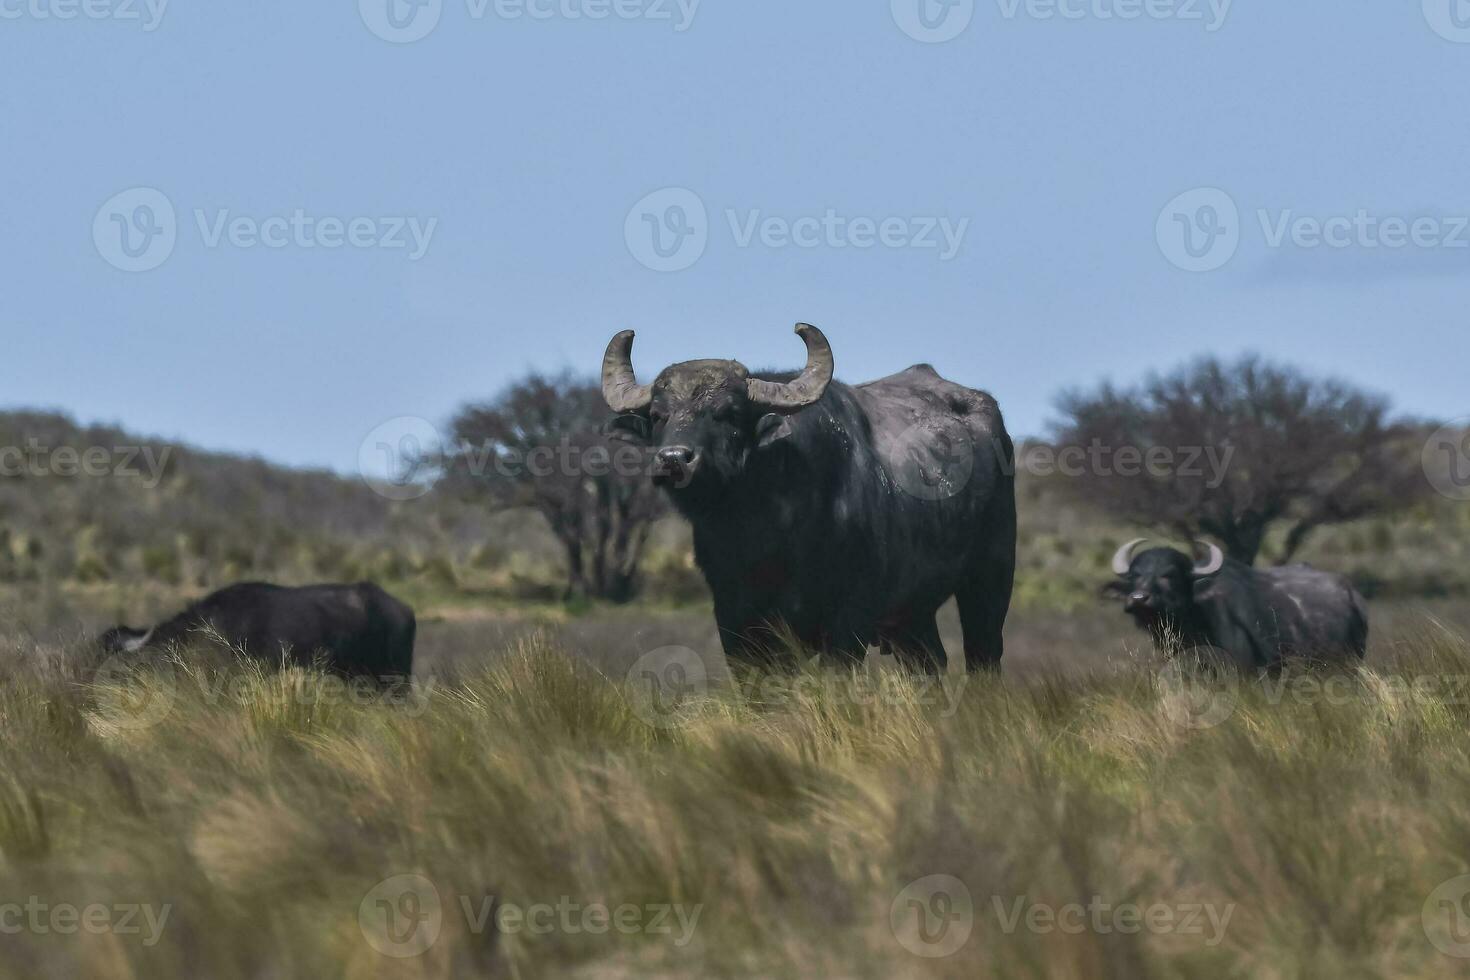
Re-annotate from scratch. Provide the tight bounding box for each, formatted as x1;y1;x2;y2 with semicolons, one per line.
101;581;416;680
1105;539;1368;670
602;323;1016;671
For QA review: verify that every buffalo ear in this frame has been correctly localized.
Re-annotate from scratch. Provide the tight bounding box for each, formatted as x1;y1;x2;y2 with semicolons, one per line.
755;413;795;448
602;414;650;444
1191;577;1221;603
1099;580;1129;600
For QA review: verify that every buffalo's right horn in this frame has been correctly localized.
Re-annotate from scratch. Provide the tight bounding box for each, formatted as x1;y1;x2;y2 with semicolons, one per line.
1192;541;1225;577
745;323;835;411
601;330;653;413
1111;538;1149;576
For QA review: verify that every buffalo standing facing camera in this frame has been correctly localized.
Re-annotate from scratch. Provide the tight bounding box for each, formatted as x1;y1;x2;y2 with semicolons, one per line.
602;322;1016;672
1106;538;1368;671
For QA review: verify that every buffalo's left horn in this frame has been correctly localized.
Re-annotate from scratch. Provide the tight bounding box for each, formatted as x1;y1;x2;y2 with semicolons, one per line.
1192;541;1225;577
1111;538;1149;576
601;330;653;413
746;323;835;411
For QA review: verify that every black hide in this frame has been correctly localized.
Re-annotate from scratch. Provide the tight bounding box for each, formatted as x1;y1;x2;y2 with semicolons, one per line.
101;581;416;681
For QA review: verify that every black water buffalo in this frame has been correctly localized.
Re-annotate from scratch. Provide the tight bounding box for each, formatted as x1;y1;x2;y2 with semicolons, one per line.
1105;539;1368;670
602;323;1016;671
101;582;416;680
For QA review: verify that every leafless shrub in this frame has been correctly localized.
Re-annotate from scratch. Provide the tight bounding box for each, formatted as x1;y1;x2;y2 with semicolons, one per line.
1053;355;1427;564
444;373;666;603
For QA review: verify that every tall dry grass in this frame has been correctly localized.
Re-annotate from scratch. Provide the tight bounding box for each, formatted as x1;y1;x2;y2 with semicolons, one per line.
0;625;1469;977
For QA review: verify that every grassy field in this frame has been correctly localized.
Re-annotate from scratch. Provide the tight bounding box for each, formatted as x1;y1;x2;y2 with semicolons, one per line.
6;411;1470;977
5;611;1470;977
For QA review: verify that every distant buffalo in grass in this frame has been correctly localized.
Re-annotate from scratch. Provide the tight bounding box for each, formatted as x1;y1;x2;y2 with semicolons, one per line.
1106;539;1368;671
101;581;416;681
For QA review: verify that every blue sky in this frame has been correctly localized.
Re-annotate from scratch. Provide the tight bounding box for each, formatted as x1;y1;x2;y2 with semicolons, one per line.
3;1;1467;474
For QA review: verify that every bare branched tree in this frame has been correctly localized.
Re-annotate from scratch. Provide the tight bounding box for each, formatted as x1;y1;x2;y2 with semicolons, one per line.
1053;356;1424;565
444;373;665;603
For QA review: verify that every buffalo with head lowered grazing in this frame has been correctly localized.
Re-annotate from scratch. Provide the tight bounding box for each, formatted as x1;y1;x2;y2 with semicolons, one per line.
1105;539;1368;671
602;323;1016;671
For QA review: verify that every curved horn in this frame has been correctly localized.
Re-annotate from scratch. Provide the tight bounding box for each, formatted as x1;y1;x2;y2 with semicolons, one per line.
1192;541;1225;577
746;323;835;411
1111;538;1149;576
601;330;653;413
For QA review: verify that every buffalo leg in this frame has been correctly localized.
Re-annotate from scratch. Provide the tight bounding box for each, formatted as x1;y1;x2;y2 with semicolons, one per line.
809;617;866;668
821;637;868;669
956;580;1005;672
718;629;783;671
881;614;946;675
957;481;1016;672
957;552;1014;672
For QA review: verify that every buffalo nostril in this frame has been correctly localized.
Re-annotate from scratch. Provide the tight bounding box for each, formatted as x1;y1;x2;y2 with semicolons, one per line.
654;447;699;486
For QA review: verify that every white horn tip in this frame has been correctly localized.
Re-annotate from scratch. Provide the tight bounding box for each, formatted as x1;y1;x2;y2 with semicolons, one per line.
1192;542;1226;576
1111;537;1149;576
